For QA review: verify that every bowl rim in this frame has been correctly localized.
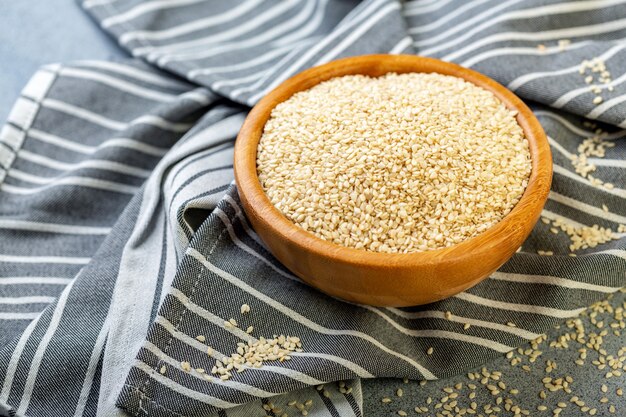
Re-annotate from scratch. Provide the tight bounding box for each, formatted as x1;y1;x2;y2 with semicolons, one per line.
234;54;552;268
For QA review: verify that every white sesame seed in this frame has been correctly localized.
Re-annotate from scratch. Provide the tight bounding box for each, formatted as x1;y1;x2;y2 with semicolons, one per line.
159;365;166;375
241;304;250;314
257;73;531;253
195;335;206;342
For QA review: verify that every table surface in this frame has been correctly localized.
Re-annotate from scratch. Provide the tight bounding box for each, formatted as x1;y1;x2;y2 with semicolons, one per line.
1;3;624;416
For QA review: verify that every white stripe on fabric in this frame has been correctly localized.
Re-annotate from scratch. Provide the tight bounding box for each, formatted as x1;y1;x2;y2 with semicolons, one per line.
41;99;126;130
421;0;625;53
187;248;437;380
0;315;42;403
41;99;192;133
75;61;190;90
170;287;374;378
454;292;587;318
245;0;388;103
248;0;399;104
360;306;512;352
142;341;279;397
389;36;414;54
73;323;109;417
214;209;297;282
133;361;238;408
15;154;150;178
0;277;72;285
27;128;98;153
153;1;321;65
187;42;301;78
120;0;264;43
412;0;522;46
403;0;454;16
541;209;586;229
155;315;325;385
101;0;207;28
21;135;166;160
1;177;137;195
551;74;626;109
57;68;177;102
82;0;118;8
101;138;169;156
0;255;90;264
552;164;626;199
290;353;373;378
0;296;56;305
169;288;253;340
407;0;491;34
587;90;626;119
137;0;301;56
0;313;41;320
600;249;626;260
553;64;626;108
535;110;626;139
96;114;245;417
222;195;265;247
229;46;314;99
385;308;541;340
441;17;626;62
0;219;110;235
460;41;591;68
509;43;625;91
16;281;76;415
549;191;626;224
273;0;331;47
491;272;622;293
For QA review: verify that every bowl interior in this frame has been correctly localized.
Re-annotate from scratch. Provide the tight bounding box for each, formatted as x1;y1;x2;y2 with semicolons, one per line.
234;54;552;270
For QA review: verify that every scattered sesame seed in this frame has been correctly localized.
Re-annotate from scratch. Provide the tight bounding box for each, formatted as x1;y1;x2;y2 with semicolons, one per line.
427;347;434;355
159;365;166;374
195;335;206;342
240;304;250;314
382;397;392;403
397;388;403;397
180;361;191;372
593;96;603;105
464;323;471;330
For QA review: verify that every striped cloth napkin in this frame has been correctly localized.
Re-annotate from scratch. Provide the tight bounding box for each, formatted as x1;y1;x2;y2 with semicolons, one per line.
1;0;625;416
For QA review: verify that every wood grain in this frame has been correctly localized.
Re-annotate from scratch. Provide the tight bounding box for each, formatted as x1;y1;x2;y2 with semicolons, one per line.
234;54;552;307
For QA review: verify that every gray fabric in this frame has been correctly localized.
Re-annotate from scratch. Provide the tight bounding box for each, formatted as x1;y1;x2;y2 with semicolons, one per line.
0;0;625;416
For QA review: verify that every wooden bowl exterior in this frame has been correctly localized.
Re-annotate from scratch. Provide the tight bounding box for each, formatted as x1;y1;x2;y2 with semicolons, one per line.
234;54;552;307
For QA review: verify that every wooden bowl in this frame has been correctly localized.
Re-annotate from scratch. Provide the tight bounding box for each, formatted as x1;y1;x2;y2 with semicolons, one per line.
234;54;552;307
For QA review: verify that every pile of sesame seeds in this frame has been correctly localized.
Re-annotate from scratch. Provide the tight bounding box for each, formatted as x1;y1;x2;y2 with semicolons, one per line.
257;73;532;253
161;303;303;383
534;123;623;256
